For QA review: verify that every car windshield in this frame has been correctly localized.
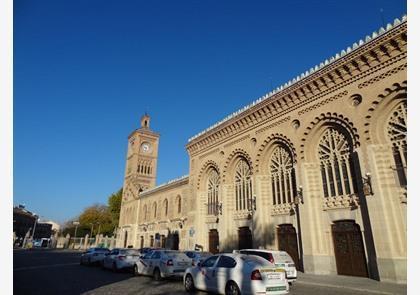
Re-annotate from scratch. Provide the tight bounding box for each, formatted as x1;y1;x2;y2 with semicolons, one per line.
240;255;270;266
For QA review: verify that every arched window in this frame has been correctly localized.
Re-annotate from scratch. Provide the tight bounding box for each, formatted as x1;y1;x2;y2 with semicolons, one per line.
163;199;168;217
235;159;253;211
143;205;147;221
177;196;182;214
153;202;157;218
270;145;295;205
318;128;355;198
207;169;220;215
387;102;407;187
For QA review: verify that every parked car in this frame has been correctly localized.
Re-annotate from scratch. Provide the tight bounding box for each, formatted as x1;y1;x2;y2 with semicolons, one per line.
134;249;192;280
184;253;289;295
80;247;110;266
236;249;297;282
102;248;140;272
184;251;213;266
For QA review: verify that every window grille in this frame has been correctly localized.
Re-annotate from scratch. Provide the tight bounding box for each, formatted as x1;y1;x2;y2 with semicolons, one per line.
387;103;407;187
270;145;295;205
318;128;355;198
235;159;253;210
207;169;220;215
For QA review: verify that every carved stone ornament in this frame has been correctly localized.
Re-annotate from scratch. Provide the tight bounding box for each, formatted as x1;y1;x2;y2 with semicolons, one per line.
292;119;300;130
271;203;295;216
205;215;218;224
233;210;252;220
323;194;359;210
349;94;363;106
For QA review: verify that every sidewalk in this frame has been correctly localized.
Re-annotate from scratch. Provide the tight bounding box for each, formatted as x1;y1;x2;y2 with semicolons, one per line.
295;272;407;295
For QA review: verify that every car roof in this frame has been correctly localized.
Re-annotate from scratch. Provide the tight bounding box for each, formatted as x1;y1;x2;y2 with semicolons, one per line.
239;249;288;254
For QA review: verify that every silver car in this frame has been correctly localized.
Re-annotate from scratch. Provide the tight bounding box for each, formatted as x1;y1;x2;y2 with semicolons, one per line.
134;249;192;280
80;247;110;266
184;251;213;267
102;248;140;272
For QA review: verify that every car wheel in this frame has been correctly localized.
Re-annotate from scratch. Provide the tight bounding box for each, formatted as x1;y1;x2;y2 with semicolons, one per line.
184;274;195;292
226;281;241;295
153;268;161;281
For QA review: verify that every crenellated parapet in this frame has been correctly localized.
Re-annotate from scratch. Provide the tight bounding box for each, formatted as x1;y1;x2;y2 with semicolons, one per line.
186;16;407;157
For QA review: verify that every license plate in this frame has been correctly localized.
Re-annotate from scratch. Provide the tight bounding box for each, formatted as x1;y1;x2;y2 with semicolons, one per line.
173;269;184;273
266;286;286;292
178;262;188;266
287;271;293;276
267;274;282;280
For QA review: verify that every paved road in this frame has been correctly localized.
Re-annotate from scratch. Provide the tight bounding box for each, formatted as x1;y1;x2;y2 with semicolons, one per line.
14;250;404;295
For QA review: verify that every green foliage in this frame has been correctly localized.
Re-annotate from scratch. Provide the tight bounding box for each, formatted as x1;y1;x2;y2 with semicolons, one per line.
108;188;122;228
61;188;123;237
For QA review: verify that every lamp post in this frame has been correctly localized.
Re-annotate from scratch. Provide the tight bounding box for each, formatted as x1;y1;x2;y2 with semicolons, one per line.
73;221;80;238
31;213;39;242
89;223;94;238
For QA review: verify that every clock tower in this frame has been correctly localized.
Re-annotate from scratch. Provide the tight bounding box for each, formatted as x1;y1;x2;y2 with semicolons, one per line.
122;113;159;202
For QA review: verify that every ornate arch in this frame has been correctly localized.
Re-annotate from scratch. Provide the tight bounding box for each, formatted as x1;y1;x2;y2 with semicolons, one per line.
255;133;297;173
363;81;407;144
222;148;253;182
196;160;220;190
299;113;360;161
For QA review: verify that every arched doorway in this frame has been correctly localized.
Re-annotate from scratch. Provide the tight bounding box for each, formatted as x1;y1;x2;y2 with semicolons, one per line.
149;235;154;247
208;229;219;253
161;235;166;249
332;220;368;277
277;224;301;271
238;227;253;249
172;232;179;250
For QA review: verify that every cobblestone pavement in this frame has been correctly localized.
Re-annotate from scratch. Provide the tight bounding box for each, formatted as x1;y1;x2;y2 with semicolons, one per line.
14;249;406;295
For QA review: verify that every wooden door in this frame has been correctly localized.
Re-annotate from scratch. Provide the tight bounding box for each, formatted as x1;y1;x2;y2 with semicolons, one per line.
208;229;219;253
172;233;179;250
277;224;301;270
332;221;368;277
238;227;253;250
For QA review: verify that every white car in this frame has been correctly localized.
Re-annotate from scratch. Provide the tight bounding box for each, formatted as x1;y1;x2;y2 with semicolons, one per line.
102;248;140;272
184;251;213;266
80;247;110;266
183;253;289;295
134;249;192;280
237;249;297;282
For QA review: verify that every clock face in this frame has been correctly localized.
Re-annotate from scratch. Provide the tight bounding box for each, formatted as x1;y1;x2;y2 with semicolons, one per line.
141;142;151;153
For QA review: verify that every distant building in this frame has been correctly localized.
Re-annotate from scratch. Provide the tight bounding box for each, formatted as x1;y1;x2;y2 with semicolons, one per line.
13;206;54;239
13;206;36;239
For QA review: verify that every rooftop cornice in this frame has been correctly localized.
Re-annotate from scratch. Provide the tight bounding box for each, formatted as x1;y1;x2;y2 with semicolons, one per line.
139;175;189;197
186;15;407;152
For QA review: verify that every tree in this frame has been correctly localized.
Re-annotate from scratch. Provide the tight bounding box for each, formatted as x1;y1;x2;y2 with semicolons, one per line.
108;188;122;229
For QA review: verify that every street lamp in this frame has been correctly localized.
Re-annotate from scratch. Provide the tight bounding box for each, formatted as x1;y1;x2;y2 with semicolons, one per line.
73;221;80;238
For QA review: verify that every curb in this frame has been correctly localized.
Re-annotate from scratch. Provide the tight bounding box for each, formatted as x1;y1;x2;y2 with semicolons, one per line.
296;280;403;295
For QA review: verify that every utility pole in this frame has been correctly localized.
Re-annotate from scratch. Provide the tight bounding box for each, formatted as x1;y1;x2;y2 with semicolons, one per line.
31;214;38;242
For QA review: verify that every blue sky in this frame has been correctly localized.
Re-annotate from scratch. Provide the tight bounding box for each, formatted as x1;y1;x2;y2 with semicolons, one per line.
14;0;406;223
